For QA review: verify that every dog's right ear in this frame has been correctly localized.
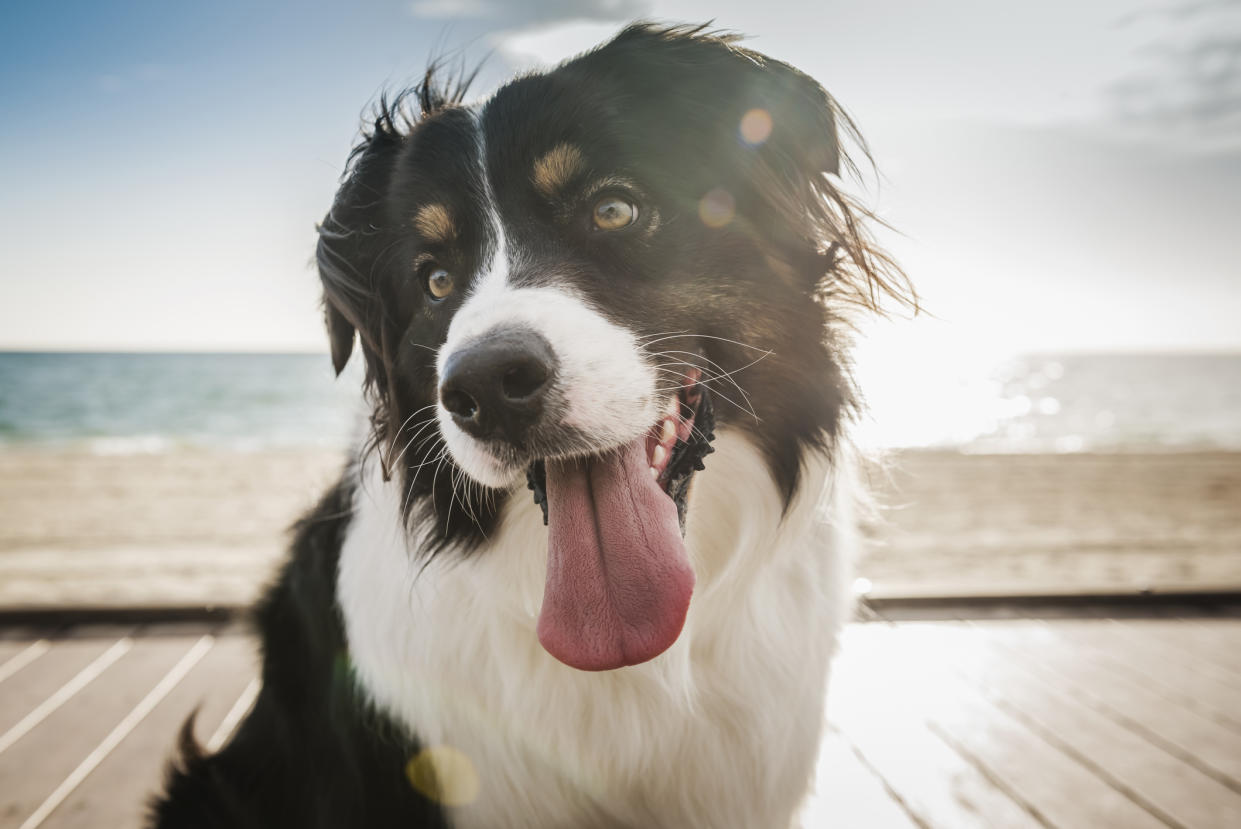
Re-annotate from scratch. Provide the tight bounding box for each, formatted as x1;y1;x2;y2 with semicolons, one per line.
315;101;408;376
324;300;355;376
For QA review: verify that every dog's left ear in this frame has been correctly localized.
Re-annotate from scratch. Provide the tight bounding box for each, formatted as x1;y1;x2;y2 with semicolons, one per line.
730;47;842;179
596;24;841;177
592;24;914;311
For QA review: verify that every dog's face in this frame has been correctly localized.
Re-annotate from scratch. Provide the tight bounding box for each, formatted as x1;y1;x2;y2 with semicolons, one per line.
318;24;906;670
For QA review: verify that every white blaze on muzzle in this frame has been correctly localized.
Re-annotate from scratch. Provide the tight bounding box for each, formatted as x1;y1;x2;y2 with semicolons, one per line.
435;274;658;488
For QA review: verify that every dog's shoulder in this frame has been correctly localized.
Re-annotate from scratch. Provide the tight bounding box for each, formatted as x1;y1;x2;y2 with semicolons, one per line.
147;474;450;829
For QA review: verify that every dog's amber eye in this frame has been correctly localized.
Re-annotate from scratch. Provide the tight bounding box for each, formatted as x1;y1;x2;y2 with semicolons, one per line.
426;268;454;300
592;197;637;231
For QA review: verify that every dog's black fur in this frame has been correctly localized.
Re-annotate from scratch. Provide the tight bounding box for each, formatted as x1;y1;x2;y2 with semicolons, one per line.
149;23;910;827
149;480;450;827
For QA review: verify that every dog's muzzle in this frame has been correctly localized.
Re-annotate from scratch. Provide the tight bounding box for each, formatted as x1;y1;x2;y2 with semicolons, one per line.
438;327;557;448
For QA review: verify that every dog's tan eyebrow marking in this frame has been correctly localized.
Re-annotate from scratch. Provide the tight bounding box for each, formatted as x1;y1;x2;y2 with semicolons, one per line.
532;144;584;197
413;204;456;243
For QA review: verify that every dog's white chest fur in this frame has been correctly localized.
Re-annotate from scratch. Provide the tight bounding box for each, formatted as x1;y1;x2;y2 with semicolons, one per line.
337;431;855;829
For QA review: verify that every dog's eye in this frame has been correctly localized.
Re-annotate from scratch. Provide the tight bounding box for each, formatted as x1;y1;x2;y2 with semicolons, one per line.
426;268;454;300
592;196;637;231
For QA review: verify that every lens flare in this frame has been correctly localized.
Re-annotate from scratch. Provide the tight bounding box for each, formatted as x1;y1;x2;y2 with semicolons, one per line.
698;188;735;228
739;108;773;146
406;745;480;806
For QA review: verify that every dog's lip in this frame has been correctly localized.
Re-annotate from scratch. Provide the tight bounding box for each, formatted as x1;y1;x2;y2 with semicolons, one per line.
526;378;714;529
648;368;702;490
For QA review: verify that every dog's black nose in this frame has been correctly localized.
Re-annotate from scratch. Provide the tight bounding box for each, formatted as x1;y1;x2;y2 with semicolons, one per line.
439;328;556;445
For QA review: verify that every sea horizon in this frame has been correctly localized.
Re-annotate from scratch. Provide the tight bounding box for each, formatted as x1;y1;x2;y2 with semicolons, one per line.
2;350;1239;455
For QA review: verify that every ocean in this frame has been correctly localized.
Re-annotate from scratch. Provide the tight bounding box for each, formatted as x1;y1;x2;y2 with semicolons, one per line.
1;351;1238;454
0;352;361;453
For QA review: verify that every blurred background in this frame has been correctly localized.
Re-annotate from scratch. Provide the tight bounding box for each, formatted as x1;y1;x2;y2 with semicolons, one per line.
1;0;1238;606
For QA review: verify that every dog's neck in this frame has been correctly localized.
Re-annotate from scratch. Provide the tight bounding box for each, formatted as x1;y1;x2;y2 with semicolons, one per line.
336;428;855;828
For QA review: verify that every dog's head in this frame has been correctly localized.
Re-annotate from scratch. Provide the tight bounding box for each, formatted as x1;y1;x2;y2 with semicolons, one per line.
318;23;910;670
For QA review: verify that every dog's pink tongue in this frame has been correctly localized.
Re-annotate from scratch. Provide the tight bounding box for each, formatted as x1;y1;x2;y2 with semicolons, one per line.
538;438;694;671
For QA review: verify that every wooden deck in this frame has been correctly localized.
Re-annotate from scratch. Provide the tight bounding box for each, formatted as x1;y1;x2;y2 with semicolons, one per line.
1;618;1239;828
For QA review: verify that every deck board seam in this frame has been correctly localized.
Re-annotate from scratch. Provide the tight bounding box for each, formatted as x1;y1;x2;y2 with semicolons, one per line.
957;620;1191;829
826;725;934;829
994;623;1241;797
205;677;261;753
923;719;1057;828
16;635;214;829
0;637;133;755
0;640;50;685
1102;619;1241;688
1053;627;1241;735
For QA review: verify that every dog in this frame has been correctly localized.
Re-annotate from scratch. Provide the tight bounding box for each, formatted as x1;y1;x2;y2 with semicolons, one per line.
150;22;910;829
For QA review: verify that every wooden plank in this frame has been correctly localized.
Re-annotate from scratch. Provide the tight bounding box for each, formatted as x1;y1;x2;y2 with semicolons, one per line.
0;639;36;667
829;626;1047;829
0;635;206;829
876;623;1171;829
1109;619;1241;690
803;729;923;828
40;636;257;829
1048;620;1241;732
0;638;126;739
0;641;50;687
1164;619;1241;673
989;622;1241;788
0;640;132;756
15;638;213;829
962;621;1241;829
204;676;260;753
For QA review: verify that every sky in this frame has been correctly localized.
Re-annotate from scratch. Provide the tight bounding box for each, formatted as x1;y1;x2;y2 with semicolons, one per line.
1;0;1238;356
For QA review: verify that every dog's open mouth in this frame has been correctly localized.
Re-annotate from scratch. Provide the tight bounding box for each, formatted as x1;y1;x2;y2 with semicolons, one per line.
524;369;716;672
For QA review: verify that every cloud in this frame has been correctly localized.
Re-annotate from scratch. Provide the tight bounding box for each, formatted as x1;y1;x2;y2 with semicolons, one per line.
408;0;649;76
410;0;647;24
410;0;493;18
1115;0;1240;27
492;19;631;69
1108;0;1241;151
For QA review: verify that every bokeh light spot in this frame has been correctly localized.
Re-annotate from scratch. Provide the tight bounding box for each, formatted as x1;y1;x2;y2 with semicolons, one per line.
406;745;480;806
739;108;773;146
698;188;736;228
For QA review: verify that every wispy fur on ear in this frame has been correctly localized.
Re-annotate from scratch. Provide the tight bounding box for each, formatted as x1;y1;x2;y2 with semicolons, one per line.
315;62;478;471
592;23;917;317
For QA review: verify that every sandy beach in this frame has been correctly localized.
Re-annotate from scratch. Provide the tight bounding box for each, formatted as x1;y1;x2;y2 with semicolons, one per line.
858;450;1241;598
1;448;1238;609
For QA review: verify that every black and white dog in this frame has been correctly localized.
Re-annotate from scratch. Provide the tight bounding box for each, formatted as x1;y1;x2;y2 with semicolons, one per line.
151;23;910;829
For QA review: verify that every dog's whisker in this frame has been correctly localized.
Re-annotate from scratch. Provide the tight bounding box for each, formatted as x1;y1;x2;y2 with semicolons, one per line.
650;350;770;419
451;467;486;536
390;418;436;464
648;347;770;413
651;381;758;421
634;330;690;343
650;347;772;386
641;333;772;353
401;443;449;521
429;452;455;534
650;364;760;420
391;416;443;468
647;351;754;380
394;402;440;426
383;405;441;467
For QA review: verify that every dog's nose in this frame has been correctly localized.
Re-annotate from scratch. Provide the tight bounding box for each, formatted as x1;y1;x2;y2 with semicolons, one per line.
439;328;556;445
